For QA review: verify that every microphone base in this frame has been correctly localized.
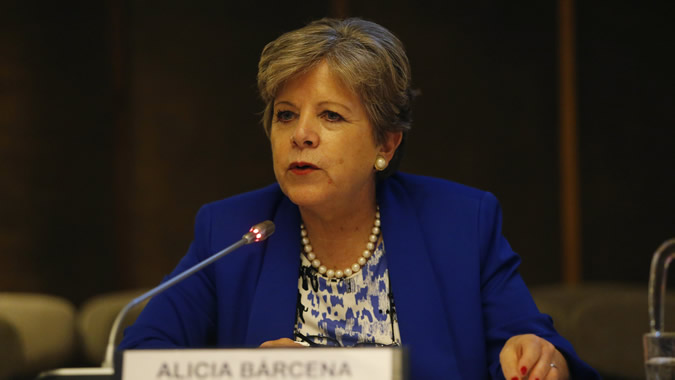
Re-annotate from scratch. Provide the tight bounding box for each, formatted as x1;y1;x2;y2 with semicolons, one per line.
36;367;114;380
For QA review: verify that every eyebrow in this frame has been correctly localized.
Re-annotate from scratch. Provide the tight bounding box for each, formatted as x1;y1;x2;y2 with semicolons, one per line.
318;101;353;113
273;100;353;113
274;100;296;109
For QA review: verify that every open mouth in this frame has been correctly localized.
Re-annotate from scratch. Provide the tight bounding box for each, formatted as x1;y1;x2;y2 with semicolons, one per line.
289;162;319;174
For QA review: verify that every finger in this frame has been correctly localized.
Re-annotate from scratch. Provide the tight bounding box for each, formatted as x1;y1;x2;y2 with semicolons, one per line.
515;334;543;379
259;338;305;348
545;363;560;380
526;339;556;380
259;338;301;347
499;336;524;380
545;349;570;380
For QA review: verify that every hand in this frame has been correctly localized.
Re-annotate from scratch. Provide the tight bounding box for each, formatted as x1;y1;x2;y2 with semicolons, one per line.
259;337;307;348
499;334;570;380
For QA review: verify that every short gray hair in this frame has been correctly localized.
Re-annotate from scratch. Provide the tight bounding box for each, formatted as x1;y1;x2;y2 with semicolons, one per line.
257;18;414;178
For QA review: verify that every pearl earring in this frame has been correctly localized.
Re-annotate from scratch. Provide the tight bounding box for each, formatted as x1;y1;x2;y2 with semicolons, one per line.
374;155;387;171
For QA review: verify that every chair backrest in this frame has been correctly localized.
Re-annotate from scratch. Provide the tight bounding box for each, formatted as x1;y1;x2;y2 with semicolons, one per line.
0;292;76;379
76;289;148;365
0;317;23;380
531;282;675;379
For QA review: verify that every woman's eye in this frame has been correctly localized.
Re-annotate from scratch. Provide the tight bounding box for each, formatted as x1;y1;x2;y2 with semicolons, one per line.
322;111;344;122
276;110;295;122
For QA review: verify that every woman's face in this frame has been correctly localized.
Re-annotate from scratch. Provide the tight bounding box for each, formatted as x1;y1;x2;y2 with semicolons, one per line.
270;61;382;210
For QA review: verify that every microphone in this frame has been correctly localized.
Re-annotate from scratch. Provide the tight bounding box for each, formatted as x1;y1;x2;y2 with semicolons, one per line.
102;220;274;367
37;220;275;379
242;220;275;244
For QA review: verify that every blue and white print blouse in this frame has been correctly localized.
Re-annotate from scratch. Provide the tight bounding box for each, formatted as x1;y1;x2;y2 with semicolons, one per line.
295;239;401;347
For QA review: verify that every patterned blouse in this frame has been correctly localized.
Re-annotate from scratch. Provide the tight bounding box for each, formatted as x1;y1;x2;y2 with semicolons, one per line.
294;239;401;347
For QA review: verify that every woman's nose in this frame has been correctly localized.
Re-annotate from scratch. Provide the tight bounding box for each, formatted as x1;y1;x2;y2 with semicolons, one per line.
291;116;319;148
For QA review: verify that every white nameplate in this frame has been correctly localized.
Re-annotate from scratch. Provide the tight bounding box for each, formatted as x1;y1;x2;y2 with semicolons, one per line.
122;347;405;380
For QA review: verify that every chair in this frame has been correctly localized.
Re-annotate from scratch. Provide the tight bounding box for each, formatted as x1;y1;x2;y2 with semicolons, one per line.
76;289;148;365
0;292;76;379
531;282;675;380
0;317;23;379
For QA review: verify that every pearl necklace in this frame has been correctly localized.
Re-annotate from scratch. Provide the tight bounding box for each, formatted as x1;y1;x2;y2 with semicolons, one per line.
301;206;381;279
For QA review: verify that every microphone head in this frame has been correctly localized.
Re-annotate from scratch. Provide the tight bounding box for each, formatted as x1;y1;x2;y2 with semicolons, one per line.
243;220;275;243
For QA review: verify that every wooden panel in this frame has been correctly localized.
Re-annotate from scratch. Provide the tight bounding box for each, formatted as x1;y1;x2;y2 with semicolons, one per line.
558;0;581;284
577;2;675;284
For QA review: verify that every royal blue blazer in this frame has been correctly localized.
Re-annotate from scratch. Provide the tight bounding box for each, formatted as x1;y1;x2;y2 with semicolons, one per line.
119;172;599;379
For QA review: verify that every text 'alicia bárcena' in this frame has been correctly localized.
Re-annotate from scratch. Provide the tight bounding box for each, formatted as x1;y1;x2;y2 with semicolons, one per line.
156;360;353;379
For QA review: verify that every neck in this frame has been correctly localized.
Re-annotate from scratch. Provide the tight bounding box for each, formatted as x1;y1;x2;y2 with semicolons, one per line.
299;191;377;269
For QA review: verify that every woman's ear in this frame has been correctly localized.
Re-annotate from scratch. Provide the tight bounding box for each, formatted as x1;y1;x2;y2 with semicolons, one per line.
379;131;403;162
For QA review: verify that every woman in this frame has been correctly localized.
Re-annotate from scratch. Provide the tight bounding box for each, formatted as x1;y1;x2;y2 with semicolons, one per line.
119;18;599;379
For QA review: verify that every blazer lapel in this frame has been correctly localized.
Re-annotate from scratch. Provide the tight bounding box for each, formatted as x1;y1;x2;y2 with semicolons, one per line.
244;197;301;345
379;178;460;376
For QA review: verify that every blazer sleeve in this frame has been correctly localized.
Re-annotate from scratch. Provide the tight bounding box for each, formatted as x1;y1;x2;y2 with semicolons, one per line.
477;192;600;379
118;204;218;350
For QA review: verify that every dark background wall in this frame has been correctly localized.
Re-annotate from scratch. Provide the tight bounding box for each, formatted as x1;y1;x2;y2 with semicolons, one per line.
1;1;673;305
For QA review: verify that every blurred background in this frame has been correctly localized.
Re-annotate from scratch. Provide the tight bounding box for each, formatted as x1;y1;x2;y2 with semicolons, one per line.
1;0;673;307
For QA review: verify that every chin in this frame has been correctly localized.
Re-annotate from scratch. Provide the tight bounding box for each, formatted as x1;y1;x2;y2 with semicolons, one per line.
286;191;329;209
279;183;332;209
